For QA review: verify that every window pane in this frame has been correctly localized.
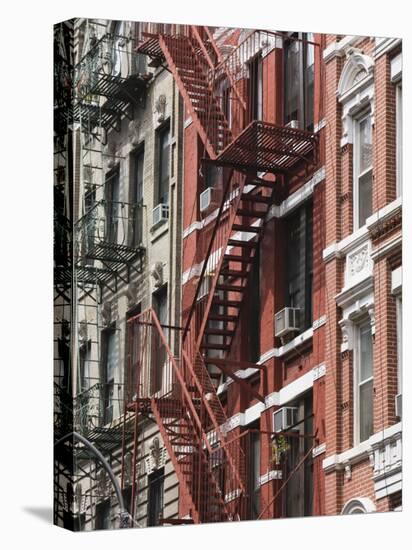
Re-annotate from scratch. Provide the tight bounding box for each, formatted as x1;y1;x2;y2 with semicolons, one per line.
285;40;301;124
359;116;372;173
359;323;373;382
304;33;314;131
106;331;117;380
158;126;170;205
359;379;373;442
358;170;372;227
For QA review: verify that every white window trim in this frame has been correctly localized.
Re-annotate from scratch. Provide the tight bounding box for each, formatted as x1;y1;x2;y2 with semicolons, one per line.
354;318;374;446
353;110;373;230
396;296;402;399
395;83;402;197
341;497;376;514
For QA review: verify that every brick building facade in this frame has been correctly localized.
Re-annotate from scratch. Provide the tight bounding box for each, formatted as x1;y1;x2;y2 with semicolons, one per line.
54;23;402;529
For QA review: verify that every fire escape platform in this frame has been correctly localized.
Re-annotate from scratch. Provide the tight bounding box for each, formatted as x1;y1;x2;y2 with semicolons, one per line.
212;120;318;174
85;242;145;267
136;33;166;62
86;72;151;101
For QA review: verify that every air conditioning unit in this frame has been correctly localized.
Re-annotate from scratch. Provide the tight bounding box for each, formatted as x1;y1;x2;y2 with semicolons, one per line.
286;120;300;129
395;393;402;419
200;187;219;214
274;307;301;338
273;407;299;433
152;203;169;228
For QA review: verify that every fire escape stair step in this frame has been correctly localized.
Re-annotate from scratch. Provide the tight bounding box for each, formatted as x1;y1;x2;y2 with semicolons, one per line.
212;298;242;307
204;328;235;336
223;254;252;264
227;239;258;248
219;269;249;278
241;194;273;204
201;342;231;350
208;314;238;322
236;208;267;218
215;283;245;293
231;224;261;233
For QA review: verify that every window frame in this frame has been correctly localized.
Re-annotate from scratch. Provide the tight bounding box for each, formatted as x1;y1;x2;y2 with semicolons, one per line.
396;296;402;404
129;145;145;246
147;467;165;526
396;83;402;197
284;33;315;131
285;200;313;332
155;121;171;207
354;318;374;445
353;110;373;230
101;325;117;425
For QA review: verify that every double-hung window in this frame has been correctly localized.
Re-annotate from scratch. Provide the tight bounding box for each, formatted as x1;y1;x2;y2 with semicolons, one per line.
102;327;116;424
355;320;374;443
354;112;373;229
284;33;315;131
396;297;402;417
130;147;144;246
285;201;313;331
396;83;402;197
156;123;170;206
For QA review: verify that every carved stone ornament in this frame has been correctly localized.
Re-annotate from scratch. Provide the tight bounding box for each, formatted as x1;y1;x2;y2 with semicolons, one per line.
101;301;112;326
126;281;139;307
106;142;117;169
75;483;84;513
128;120;141;146
150;261;164;289
145;436;166;473
344;464;352;480
339;318;354;353
78;319;88;342
348;244;369;278
155;94;167;122
96;469;109;497
368;306;376;336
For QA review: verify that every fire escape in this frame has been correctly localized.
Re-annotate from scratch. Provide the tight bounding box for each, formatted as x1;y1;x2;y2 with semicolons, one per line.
54;22;152;529
124;26;318;524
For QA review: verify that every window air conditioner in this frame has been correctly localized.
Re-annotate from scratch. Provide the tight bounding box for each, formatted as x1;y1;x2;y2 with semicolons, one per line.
285;120;300;129
274;307;301;338
273;407;299;433
152;203;169;228
395;393;402;419
200;187;219;214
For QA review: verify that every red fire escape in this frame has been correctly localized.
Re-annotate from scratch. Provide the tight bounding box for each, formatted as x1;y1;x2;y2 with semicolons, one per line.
122;25;318;524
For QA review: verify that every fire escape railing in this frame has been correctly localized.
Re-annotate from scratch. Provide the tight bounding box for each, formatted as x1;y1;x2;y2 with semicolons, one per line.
125;308;246;523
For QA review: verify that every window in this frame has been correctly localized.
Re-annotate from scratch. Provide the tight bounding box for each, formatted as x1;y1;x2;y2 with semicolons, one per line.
156;123;170;206
151;285;168;394
396;297;402;416
285;201;313;330
79;340;92;392
125;304;141;403
102;327;116;424
95;499;111;530
284;33;315;131
105;168;120;244
122;486;133;515
396;84;402;196
285;392;313;517
129;147;144;246
248;247;260;362
248;429;261;519
147;468;164;526
247;53;263;122
354;112;373;228
355;320;374;443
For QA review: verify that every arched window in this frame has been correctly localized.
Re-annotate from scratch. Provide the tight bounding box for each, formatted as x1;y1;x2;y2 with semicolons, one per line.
337;48;375;229
341;497;376;514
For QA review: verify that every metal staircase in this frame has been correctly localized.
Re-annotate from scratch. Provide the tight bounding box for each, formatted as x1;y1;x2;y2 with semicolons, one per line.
132;26;318;524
